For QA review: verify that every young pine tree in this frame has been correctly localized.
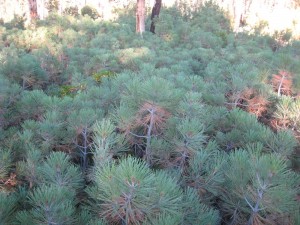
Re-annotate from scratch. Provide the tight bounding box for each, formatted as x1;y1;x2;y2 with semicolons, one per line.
87;157;183;224
0;192;18;224
220;147;300;225
37;151;83;191
15;185;77;225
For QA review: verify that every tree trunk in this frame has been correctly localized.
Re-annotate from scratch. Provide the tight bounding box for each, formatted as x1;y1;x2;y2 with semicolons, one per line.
28;0;38;21
136;0;145;34
233;0;243;31
150;0;162;33
39;0;45;20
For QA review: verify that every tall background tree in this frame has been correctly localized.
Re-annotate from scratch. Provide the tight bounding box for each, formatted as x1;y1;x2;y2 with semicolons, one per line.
136;0;145;34
150;0;162;33
28;0;38;21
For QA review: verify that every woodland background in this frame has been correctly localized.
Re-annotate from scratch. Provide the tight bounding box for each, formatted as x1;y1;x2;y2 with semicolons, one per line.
1;0;300;36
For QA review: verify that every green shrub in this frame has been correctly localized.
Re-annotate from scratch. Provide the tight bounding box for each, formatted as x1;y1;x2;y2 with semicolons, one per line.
0;3;299;224
46;0;59;13
63;6;79;17
81;6;100;20
4;14;26;30
15;185;77;224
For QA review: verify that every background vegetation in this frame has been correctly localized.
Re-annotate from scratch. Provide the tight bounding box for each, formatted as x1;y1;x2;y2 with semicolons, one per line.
0;1;300;224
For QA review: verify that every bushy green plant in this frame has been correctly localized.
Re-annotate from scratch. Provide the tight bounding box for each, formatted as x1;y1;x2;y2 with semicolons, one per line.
0;74;21;128
1;54;47;90
15;185;77;225
0;149;12;185
63;6;79;17
87;157;182;224
81;6;100;20
3;14;26;30
92;119;128;169
46;0;59;13
37;152;83;191
182;188;220;225
0;2;299;224
220;148;300;224
87;157;220;224
16;148;42;189
0;192;18;223
184;149;226;203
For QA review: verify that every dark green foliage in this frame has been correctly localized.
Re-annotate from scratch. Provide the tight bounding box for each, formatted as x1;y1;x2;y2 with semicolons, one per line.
46;0;59;13
92;119;128;169
1;54;46;90
184;149;226;202
87;157;182;224
0;149;12;181
63;6;80;17
87;157;219;224
16;148;42;188
81;6;100;20
3;14;26;30
0;74;21;127
37;152;83;190
220;148;300;224
0;192;17;224
15;185;77;225
182;188;220;225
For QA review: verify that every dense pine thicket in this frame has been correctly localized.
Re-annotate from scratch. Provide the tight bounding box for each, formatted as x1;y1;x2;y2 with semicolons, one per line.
0;2;300;224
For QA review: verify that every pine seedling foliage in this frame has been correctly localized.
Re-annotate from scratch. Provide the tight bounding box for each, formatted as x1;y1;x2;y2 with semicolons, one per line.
21;95;73;153
144;213;181;225
16;148;42;189
0;2;300;224
1;54;47;90
0;74;21;129
15;185;77;225
76;209;110;225
92;119;128;169
182;187;220;225
0;192;17;224
75;209;93;225
67;108;104;170
264;129;297;158
37;151;83;191
177;92;205;119
16;90;50;122
215;108;273;150
220;148;300;224
0;149;12;182
147;137;172;166
273;96;300;132
87;157;183;224
87;219;108;225
185;149;226;203
121;76;183;111
15;122;43;156
219;150;256;224
169;117;208;173
176;118;207;151
115;76;183;165
225;63;260;107
151;170;183;216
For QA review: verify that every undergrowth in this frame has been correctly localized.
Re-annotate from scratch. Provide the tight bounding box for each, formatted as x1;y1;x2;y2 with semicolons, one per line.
0;2;299;225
